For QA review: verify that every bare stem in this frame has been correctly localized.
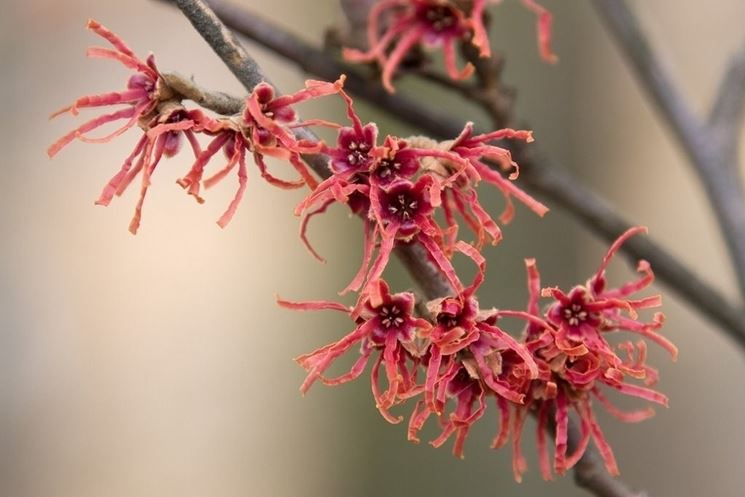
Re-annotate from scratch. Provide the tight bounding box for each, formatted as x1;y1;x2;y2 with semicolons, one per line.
181;0;745;349
592;0;745;304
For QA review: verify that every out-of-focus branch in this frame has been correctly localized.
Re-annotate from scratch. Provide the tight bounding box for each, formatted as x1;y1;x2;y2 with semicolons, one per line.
174;0;745;349
709;44;745;162
170;2;650;497
592;0;745;303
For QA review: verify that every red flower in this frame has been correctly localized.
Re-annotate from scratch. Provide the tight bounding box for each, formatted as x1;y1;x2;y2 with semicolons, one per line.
243;77;347;189
407;359;488;458
53;24;347;233
421;242;538;409
48;20;162;158
176;77;346;228
176;121;251;228
364;175;464;295
343;1;557;92
501;234;676;481
543;226;678;365
278;279;431;423
96;105;208;234
344;0;477;92
436;122;549;247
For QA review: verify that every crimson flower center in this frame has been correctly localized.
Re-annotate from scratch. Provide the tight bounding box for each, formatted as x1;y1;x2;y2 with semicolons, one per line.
377;157;403;179
422;5;458;32
563;303;590;327
387;192;420;221
379;305;405;329
437;314;459;329
346;140;370;167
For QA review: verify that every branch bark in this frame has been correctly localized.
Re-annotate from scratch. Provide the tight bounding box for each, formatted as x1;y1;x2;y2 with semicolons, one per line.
173;0;745;350
162;72;243;114
592;0;745;305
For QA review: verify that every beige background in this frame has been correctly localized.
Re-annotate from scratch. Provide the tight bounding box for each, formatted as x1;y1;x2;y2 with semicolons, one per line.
1;1;744;496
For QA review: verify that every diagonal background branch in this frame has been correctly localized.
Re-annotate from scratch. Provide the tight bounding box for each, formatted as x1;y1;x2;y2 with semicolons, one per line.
592;0;745;304
709;44;745;156
170;0;745;350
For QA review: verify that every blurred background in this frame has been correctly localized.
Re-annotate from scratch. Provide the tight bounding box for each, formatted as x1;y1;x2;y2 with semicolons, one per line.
1;0;744;496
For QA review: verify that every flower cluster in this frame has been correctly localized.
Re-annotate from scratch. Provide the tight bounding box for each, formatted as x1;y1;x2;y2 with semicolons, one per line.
278;74;672;479
53;17;675;483
284;224;676;480
49;20;344;233
499;226;677;480
296;87;547;297
344;0;557;92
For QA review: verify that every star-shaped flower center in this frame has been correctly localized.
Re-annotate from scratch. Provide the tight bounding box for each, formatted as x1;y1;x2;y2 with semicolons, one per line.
563;303;589;327
346;140;370;167
379;305;405;329
376;157;404;180
422;4;458;33
387;193;419;221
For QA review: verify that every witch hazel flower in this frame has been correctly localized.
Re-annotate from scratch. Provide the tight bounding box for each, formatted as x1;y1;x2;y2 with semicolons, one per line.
344;0;477;92
421;243;538;406
407;356;487;458
48;19;164;158
243;77;347;189
502;229;676;481
175;77;346;228
415;122;548;249
343;0;557;92
97;104;208;234
363;174;470;297
277;279;431;423
406;242;538;455
542;226;678;366
298;141;502;297
49;20;349;233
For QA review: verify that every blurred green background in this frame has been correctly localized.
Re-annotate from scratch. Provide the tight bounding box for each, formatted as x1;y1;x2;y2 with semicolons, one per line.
1;1;744;496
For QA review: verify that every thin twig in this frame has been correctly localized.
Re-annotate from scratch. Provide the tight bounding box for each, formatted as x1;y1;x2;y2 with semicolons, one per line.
183;0;745;349
592;0;745;304
170;2;648;496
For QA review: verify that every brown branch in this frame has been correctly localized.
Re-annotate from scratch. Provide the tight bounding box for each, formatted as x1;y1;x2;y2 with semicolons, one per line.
184;0;745;350
174;0;268;89
592;0;745;304
170;2;648;497
162;72;243;114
